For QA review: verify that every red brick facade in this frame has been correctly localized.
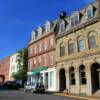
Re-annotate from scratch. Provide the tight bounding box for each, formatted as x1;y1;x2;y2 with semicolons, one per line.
28;32;55;71
0;56;10;81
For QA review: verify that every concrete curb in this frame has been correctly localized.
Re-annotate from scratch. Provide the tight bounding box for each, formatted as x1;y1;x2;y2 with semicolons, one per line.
54;93;99;100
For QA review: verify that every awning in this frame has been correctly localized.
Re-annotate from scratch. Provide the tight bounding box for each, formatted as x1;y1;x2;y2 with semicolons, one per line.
32;66;48;74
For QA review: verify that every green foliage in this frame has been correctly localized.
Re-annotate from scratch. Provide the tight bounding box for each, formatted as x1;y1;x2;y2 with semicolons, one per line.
14;48;28;81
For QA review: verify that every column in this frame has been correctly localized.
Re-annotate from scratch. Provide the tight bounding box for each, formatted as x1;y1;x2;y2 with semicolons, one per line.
86;63;92;95
56;69;60;92
75;66;80;94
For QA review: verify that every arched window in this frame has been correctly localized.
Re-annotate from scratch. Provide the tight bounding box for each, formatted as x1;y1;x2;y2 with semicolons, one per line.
60;42;65;57
88;33;96;49
79;65;86;85
86;6;93;19
68;40;74;54
69;67;76;85
78;36;85;52
31;31;35;40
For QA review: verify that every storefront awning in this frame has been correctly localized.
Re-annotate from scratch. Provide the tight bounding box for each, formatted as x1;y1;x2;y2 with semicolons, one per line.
32;66;48;74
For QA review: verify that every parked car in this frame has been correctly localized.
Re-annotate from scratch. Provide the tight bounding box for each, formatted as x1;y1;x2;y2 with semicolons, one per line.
3;81;20;89
24;82;45;93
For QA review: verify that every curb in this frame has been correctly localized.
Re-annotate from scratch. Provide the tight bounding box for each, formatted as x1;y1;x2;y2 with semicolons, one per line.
54;93;99;100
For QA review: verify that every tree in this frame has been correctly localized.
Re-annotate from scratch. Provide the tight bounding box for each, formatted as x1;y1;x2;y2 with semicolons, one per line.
14;48;28;85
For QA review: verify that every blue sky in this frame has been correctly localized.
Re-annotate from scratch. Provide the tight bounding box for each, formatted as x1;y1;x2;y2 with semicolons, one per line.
0;0;94;60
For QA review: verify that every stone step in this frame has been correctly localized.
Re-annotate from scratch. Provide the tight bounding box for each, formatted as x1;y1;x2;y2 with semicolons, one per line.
94;89;100;97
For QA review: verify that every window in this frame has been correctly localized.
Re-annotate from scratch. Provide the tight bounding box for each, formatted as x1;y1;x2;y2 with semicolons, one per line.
87;6;93;19
31;31;35;40
69;67;76;85
29;47;32;55
71;17;74;26
79;65;87;85
45;21;50;33
38;56;41;66
38;27;42;36
39;43;42;53
34;44;37;54
71;13;79;26
44;41;47;51
50;37;53;47
75;15;79;25
68;40;74;54
78;37;85;52
50;71;54;87
50;55;53;65
34;59;36;67
44;55;46;66
60;43;65;57
60;22;65;33
88;35;96;49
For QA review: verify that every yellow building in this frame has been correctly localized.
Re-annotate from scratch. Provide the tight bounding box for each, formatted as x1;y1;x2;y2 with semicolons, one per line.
55;0;100;96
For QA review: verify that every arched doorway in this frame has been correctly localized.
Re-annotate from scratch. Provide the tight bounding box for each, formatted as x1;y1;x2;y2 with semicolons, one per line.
91;63;100;94
59;68;66;92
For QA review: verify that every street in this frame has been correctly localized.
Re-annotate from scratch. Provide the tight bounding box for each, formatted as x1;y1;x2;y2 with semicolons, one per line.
0;89;85;100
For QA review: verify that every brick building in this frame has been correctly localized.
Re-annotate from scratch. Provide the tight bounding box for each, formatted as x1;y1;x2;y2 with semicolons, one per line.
27;21;57;91
0;56;10;82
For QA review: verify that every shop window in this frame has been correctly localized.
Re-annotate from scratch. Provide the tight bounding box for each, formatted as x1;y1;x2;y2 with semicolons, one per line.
79;65;87;85
50;71;54;87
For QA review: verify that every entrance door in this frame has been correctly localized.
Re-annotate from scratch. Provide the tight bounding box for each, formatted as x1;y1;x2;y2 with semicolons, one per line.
59;68;66;92
91;63;100;93
45;73;48;89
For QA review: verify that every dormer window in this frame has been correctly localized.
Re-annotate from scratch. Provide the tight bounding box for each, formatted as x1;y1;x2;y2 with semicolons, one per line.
60;21;65;33
31;31;35;40
37;27;42;36
45;21;50;33
71;12;79;26
86;6;93;19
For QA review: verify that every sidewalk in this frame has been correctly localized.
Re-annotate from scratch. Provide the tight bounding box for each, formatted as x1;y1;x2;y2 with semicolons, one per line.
54;93;100;100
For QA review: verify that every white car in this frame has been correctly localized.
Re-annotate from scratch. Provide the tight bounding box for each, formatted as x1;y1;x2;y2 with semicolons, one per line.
24;83;45;93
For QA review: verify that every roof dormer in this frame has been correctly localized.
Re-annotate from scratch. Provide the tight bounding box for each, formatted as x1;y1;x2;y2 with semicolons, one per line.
71;11;80;27
86;5;94;19
37;26;42;37
31;31;35;40
45;21;51;33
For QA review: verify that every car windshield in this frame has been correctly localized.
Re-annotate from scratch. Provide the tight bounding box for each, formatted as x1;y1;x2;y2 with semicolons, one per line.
27;83;35;86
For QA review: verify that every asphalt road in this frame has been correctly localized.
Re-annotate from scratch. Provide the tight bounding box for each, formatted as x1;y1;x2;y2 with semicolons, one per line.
0;90;85;100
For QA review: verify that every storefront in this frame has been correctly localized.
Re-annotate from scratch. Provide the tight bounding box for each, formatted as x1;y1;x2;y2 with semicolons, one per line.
27;67;56;92
41;67;56;92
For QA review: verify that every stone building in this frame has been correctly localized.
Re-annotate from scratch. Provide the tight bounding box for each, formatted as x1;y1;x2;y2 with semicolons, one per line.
27;21;56;91
55;0;100;96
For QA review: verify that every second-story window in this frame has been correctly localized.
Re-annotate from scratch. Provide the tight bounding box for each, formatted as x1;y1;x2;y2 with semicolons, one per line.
78;37;85;52
44;55;47;66
39;43;42;53
60;43;65;57
68;42;74;54
44;41;47;51
88;35;96;49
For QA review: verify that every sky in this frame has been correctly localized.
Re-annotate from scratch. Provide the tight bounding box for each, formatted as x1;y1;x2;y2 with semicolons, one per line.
0;0;94;60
